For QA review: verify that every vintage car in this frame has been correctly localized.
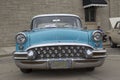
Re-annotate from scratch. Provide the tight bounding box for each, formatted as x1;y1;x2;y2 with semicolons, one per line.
13;14;106;73
108;17;120;48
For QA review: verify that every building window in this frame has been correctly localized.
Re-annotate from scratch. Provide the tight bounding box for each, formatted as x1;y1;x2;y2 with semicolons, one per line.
85;7;96;22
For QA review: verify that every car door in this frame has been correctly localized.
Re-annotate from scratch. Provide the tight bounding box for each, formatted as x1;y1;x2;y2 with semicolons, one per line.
111;22;120;44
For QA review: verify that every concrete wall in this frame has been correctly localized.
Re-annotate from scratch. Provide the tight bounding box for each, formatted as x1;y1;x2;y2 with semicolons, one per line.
0;0;84;47
0;0;120;46
110;0;120;17
96;0;120;30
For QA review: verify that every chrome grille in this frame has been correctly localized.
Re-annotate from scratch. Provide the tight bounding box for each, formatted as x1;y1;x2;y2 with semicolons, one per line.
27;45;93;59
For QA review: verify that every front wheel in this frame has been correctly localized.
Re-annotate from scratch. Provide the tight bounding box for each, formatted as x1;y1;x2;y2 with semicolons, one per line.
109;38;117;48
20;69;32;73
86;67;95;72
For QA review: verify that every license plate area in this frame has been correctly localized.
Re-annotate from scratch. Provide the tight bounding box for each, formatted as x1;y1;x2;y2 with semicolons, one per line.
50;60;71;69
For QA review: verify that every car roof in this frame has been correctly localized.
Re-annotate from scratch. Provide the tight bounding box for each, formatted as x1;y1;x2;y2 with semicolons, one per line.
110;17;120;28
32;14;80;19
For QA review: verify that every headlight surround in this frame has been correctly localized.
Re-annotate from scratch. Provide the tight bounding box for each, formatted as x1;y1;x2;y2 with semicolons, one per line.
92;31;103;42
16;33;27;44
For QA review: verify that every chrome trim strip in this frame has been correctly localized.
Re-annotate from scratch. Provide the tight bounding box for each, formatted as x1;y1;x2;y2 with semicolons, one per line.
14;52;28;60
33;58;100;62
14;57;28;60
32;14;80;19
25;43;94;51
14;52;28;55
15;57;104;62
92;49;107;58
92;50;107;53
16;32;26;37
92;55;107;58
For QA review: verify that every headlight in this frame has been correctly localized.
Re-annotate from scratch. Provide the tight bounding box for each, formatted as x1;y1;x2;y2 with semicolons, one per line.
92;31;102;42
16;33;27;44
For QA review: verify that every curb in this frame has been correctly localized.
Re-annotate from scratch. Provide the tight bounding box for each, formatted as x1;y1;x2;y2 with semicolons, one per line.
0;47;15;58
0;54;12;58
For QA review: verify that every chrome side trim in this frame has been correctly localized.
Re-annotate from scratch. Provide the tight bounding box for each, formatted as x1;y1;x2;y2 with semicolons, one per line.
14;52;28;55
14;52;28;60
93;56;107;58
92;49;106;53
92;49;107;58
25;43;94;51
27;58;101;62
14;57;28;60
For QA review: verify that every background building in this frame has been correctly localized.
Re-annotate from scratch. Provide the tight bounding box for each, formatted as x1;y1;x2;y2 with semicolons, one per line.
0;0;120;46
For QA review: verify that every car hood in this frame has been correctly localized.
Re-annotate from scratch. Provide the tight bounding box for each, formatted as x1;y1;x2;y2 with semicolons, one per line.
110;17;120;28
29;28;89;46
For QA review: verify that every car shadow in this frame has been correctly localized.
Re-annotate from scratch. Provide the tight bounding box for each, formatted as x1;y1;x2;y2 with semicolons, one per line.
20;69;96;79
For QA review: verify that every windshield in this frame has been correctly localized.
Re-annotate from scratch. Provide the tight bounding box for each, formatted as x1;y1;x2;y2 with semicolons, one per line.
32;16;82;29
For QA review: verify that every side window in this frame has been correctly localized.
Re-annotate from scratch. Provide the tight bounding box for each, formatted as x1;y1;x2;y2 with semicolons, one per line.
115;22;120;29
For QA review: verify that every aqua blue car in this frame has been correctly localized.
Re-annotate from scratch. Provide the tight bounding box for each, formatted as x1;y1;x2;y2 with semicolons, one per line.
13;14;107;73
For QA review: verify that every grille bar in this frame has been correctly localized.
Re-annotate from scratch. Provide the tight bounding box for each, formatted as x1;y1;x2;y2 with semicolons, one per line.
27;45;93;59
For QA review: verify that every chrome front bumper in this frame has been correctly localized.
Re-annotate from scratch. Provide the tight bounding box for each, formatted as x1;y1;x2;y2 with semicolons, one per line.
13;49;106;69
15;58;105;69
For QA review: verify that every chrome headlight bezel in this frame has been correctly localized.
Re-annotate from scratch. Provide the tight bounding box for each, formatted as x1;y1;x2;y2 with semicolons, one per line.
16;32;27;44
92;30;103;42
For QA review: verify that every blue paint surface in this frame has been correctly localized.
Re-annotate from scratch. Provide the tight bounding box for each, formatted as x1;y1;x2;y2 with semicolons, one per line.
16;28;102;51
